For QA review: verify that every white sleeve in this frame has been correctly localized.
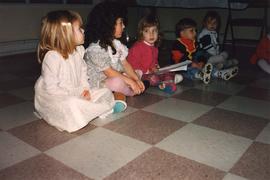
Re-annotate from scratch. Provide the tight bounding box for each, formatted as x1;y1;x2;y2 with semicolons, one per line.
42;51;69;95
81;61;90;90
77;46;90;90
114;39;128;61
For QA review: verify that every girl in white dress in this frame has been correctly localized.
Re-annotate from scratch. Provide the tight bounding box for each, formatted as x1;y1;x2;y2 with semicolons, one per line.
34;10;115;133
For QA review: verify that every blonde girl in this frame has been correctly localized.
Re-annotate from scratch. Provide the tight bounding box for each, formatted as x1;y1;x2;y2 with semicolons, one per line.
34;10;115;133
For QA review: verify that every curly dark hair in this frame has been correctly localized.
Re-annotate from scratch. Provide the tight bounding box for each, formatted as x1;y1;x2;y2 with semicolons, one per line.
84;1;127;54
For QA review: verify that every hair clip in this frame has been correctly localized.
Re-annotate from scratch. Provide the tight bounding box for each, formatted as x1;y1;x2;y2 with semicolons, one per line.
61;22;72;26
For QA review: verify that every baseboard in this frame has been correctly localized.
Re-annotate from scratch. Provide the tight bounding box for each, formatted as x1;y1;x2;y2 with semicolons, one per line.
0;39;38;57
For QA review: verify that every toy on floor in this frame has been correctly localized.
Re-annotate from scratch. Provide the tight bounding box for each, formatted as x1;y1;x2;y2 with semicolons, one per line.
158;82;177;94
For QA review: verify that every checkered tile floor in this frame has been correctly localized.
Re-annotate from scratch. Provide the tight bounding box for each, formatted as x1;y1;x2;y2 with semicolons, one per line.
0;52;269;180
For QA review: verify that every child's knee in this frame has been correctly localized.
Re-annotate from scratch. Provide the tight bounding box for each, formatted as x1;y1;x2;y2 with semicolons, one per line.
208;55;225;64
105;77;126;91
220;51;228;59
149;75;160;86
163;73;174;82
106;77;124;85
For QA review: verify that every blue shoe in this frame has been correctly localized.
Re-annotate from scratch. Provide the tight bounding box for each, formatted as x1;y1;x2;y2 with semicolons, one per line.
113;100;127;113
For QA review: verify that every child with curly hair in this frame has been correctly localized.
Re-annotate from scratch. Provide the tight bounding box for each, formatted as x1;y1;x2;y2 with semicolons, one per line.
84;1;145;103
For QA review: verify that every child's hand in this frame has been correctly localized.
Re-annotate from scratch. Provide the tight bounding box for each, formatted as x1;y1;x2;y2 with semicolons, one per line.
136;80;145;92
81;90;91;101
149;67;158;73
149;64;159;73
128;79;142;95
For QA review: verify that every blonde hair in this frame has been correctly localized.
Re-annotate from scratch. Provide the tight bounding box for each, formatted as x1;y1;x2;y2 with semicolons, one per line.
38;10;82;62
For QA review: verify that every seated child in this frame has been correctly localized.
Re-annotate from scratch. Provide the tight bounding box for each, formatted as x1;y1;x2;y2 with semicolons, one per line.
171;18;238;84
34;10;115;133
171;18;213;84
198;11;238;70
128;14;183;94
84;1;145;104
250;32;270;74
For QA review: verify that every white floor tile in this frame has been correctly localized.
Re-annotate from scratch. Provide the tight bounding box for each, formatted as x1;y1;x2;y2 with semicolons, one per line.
218;96;270;120
223;173;248;180
156;124;252;171
45;127;151;180
91;107;138;126
143;98;213;122
0;102;38;130
0;131;40;170
256;122;270;144
8;86;34;100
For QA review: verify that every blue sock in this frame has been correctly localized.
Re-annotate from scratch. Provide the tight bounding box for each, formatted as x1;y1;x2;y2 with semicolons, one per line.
113;100;127;113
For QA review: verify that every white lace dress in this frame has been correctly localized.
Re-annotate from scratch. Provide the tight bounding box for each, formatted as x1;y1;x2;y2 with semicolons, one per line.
34;46;114;132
